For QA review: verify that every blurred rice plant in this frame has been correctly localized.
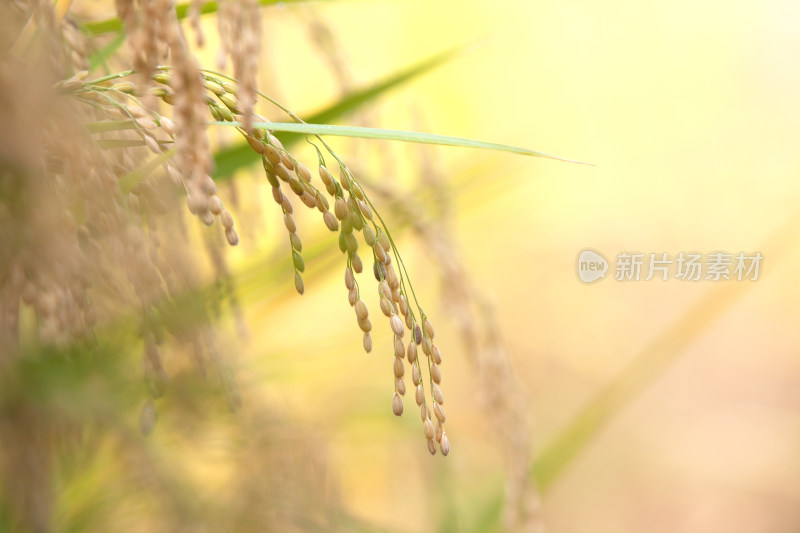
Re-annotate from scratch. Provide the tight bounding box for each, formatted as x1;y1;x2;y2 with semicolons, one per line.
0;1;587;532
3;0;771;532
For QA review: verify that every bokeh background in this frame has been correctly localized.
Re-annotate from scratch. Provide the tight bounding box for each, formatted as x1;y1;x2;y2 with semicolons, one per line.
10;0;800;532
243;2;800;531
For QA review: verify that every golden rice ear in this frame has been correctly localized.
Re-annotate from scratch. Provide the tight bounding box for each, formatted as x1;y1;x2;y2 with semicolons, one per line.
263;144;281;166
40;0;453;457
334;197;347;220
423;318;435;339
322;210;339;231
439;433;450;456
431;363;442;385
362;332;373;353
350;253;363;274
389;314;405;337
380;297;393;317
432;385;444;405
431;344;442;365
344;267;355;290
423;418;435;440
433;403;446;424
354;300;369;321
289;232;302;252
392;393;403;416
393;336;406;358
224;227;239;246
393;356;404;379
295;162;311;183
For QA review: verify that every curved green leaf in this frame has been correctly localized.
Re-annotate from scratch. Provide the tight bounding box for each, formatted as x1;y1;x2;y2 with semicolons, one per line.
308;43;473;127
212;45;473;179
118;149;176;194
214;121;588;163
88;32;126;73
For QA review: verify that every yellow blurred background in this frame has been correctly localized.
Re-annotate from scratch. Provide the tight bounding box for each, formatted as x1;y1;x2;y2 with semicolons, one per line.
64;1;800;531
255;1;800;531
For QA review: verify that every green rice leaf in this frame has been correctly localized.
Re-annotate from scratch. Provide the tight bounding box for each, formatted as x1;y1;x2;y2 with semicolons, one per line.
118;149;176;194
211;45;471;179
88;32;126;73
213;121;588;163
306;44;470;127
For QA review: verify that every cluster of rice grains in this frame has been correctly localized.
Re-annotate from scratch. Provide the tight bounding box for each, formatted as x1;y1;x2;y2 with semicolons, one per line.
337;189;452;456
144;63;452;454
232;100;452;455
0;0;255;440
2;0;449;456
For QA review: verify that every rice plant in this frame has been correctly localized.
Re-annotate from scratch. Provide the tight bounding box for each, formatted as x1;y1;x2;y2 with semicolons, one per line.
0;1;583;531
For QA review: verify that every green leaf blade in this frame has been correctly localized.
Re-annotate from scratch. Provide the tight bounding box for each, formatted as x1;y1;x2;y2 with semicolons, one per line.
88;32;126;73
118;149;176;194
307;43;472;127
211;45;474;179
214;121;589;164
